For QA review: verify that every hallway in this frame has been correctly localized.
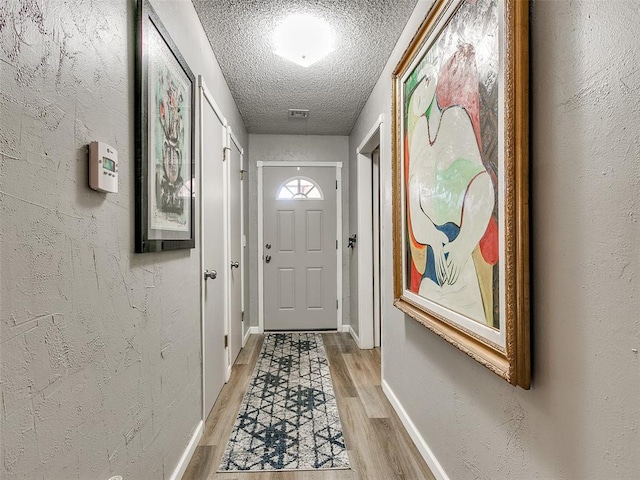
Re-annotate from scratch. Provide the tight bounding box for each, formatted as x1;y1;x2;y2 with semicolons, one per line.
182;333;435;480
2;1;639;479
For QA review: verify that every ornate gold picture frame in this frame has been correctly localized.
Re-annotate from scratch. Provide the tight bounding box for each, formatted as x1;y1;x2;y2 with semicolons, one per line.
392;0;529;387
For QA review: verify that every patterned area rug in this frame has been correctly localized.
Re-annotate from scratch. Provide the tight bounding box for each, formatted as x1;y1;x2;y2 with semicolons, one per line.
218;333;350;472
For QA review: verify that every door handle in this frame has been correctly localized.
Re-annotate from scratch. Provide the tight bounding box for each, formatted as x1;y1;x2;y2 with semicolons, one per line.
265;255;271;263
230;261;239;269
204;269;217;280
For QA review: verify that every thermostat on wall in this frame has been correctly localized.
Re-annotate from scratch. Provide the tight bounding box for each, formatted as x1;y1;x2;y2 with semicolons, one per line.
89;141;118;193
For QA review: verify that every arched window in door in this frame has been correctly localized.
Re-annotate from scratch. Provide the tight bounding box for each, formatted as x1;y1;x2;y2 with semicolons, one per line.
276;176;324;200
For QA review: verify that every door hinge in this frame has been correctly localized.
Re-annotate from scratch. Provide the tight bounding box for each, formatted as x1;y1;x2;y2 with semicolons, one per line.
223;146;231;161
224;334;228;348
240;170;245;180
336;240;338;249
241;311;245;322
336;180;338;189
336;299;339;309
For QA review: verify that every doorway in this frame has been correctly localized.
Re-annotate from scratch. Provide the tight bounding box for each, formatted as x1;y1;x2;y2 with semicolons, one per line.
354;115;385;349
227;128;243;367
258;162;343;331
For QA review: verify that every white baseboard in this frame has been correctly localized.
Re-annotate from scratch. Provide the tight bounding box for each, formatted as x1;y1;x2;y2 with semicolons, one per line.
170;420;203;480
381;380;450;480
243;326;259;346
341;324;350;333
349;325;361;347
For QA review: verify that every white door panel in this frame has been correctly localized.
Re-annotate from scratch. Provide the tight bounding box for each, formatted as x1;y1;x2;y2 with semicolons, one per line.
242;157;250;340
201;90;226;420
263;166;337;330
306;268;324;308
228;139;243;365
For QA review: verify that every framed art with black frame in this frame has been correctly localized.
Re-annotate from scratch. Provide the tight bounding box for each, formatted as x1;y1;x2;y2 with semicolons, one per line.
135;0;195;253
392;0;530;388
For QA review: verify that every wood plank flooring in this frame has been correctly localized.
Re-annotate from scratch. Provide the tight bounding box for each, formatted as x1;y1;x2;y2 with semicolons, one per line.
182;333;436;480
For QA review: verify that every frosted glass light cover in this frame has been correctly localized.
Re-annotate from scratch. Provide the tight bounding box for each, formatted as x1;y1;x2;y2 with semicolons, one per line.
274;14;335;67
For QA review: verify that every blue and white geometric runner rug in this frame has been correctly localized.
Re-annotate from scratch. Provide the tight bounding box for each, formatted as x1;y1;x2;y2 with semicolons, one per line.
218;333;350;472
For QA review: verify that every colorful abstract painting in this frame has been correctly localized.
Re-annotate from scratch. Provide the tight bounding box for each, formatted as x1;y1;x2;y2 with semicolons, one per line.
403;0;500;329
392;0;530;387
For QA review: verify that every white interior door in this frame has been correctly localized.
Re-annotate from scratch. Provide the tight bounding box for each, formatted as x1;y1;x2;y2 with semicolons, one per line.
262;165;338;331
228;133;243;365
242;152;249;341
200;80;227;420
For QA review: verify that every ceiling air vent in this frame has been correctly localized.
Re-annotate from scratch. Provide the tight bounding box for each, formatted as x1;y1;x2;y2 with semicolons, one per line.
288;109;309;119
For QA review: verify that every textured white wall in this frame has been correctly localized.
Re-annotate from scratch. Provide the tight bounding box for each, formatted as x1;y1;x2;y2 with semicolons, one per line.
0;0;246;478
349;0;640;478
247;135;350;329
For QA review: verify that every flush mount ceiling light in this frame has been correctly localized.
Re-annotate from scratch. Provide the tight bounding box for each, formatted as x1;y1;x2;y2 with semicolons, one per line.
273;13;335;67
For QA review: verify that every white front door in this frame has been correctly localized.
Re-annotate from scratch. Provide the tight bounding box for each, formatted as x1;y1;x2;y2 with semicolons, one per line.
201;83;227;419
262;165;338;331
228;134;243;365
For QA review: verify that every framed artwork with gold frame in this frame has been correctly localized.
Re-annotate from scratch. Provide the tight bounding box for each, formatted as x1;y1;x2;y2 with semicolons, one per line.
392;0;530;387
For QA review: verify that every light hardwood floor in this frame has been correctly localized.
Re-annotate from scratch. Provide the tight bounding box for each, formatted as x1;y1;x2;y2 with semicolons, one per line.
182;333;436;480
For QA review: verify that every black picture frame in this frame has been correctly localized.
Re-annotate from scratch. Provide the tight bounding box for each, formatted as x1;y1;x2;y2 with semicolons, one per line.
135;0;196;253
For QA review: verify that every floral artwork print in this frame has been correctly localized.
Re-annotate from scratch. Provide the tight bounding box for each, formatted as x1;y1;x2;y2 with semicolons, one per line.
148;25;191;233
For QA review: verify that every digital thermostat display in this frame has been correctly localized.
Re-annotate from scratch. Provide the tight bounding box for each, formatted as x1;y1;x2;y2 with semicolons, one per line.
103;157;115;172
89;141;118;193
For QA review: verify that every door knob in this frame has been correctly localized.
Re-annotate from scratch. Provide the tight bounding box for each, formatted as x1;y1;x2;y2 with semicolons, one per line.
204;269;217;280
230;261;239;269
265;255;271;263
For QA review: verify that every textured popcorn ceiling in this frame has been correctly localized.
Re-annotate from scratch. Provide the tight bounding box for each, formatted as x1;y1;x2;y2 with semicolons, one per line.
192;0;419;135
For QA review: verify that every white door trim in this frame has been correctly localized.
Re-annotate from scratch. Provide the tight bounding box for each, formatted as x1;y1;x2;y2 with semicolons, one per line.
256;161;342;168
257;161;344;333
198;76;230;423
354;114;384;350
336;164;343;332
